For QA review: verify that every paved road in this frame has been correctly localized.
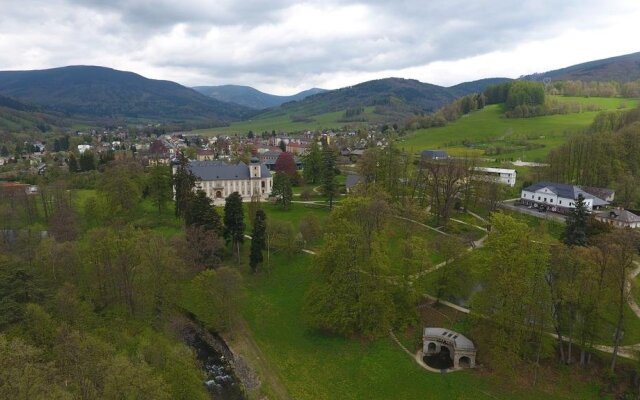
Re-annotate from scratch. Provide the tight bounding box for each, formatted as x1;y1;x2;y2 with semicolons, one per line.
499;200;567;223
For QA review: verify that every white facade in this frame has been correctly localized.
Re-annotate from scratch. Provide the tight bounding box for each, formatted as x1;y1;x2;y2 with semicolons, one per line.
472;167;517;187
521;185;594;211
77;144;92;154
187;160;273;205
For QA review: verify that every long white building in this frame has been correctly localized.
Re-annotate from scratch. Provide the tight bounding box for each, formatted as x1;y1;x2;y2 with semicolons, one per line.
187;158;273;205
520;182;609;213
472;167;517;187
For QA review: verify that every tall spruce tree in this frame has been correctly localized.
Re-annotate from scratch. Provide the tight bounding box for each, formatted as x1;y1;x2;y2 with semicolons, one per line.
173;154;196;218
321;146;337;209
564;194;588;246
224;192;245;262
185;190;223;234
68;153;78;173
147;165;172;215
272;173;293;209
249;210;267;273
303;141;322;184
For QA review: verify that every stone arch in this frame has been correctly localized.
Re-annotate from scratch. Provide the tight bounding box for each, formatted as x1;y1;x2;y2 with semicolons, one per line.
216;190;223;198
427;342;436;353
458;356;471;368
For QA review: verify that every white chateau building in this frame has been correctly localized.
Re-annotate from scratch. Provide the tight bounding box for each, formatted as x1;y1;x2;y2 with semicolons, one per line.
472;167;517;187
187;158;272;205
520;182;610;213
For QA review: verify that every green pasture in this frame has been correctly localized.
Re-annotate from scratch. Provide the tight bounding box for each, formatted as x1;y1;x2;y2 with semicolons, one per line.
399;96;637;162
192;107;376;136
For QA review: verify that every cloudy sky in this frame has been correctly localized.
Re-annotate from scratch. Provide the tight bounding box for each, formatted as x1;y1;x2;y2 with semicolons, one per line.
1;0;639;94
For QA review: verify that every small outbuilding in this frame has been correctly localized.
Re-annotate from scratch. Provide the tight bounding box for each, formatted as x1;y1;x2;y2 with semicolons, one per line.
423;327;476;369
594;208;640;228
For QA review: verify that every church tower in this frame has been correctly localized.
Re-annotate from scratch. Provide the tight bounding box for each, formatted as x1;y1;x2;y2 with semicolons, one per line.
249;157;261;179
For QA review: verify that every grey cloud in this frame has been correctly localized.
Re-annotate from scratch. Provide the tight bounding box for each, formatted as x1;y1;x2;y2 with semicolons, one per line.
0;0;636;91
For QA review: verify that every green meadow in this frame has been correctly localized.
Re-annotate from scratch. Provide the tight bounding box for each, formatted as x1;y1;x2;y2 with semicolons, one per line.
193;107;377;136
241;250;604;400
399;96;637;162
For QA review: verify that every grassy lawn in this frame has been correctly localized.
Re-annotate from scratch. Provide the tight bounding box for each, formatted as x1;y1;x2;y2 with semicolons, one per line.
399;96;637;162
241;251;603;399
253;201;330;226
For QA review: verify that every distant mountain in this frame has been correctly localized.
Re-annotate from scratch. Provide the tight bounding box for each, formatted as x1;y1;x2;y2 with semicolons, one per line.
523;52;640;82
193;84;327;109
448;77;513;97
278;78;455;116
0;66;254;123
262;77;511;123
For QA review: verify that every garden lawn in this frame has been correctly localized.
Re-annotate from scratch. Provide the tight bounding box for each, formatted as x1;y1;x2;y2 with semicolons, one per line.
241;251;603;400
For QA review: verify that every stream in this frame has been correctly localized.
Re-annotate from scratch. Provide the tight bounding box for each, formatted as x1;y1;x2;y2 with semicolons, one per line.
182;325;246;400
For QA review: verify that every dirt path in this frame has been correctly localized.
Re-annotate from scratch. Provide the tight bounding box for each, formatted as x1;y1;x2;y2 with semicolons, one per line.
224;318;293;400
627;262;640;319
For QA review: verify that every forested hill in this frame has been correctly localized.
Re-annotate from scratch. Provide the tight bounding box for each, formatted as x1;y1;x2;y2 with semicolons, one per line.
0;66;255;122
0;93;39;112
448;78;513;97
523;51;640;82
270;77;510;119
193;85;327;109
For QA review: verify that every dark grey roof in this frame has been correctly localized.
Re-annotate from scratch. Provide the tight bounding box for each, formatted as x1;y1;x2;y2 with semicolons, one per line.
421;150;448;159
581;186;615;200
188;160;270;181
345;174;363;189
596;209;640;224
523;181;609;205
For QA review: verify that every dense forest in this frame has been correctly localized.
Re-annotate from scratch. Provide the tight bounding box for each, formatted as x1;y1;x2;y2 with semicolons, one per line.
0;159;252;399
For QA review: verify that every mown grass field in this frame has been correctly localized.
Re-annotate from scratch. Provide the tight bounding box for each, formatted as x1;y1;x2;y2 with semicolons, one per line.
399;96;637;162
193;106;377;136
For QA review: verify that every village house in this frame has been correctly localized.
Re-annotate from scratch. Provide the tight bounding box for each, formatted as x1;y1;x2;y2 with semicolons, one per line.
259;150;303;171
345;174;363;193
286;142;308;155
520;181;611;213
186;158;272;205
472;167;517;187
196;149;215;161
421;150;449;161
594;208;640;228
77;144;92;154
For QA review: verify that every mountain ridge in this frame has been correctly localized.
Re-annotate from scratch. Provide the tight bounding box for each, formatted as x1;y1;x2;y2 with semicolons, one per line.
193;84;327;109
522;52;640;82
0;65;254;123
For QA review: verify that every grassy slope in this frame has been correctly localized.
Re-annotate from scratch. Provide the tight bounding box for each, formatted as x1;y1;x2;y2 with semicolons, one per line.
191;107;377;136
399;97;637;162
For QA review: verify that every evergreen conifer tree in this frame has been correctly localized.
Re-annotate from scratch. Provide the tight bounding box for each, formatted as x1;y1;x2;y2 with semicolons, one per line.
564;194;588;246
224;192;245;262
249;210;267;273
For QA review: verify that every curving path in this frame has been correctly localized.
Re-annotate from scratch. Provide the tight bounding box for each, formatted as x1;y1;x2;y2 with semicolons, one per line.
391;214;640;363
